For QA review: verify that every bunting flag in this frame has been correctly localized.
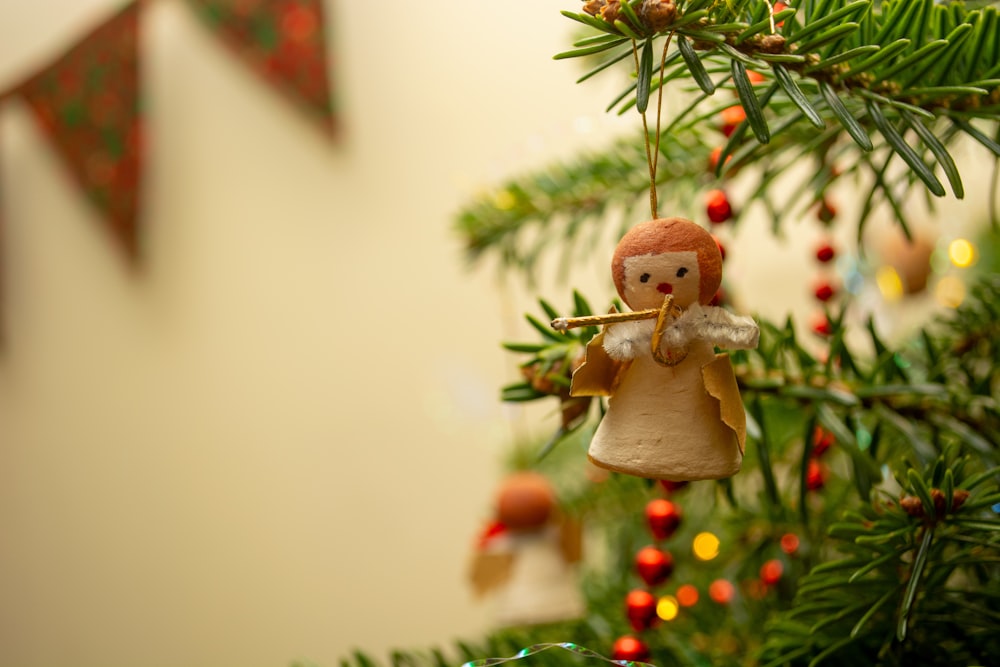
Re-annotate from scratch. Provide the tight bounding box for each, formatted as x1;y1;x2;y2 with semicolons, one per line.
18;2;144;260
186;0;336;133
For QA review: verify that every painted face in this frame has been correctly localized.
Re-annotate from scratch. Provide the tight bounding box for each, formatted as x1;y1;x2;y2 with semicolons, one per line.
622;251;701;310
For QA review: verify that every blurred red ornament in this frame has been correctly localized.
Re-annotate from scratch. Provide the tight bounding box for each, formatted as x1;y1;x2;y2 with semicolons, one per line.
612;636;650;662
806;460;826;490
780;533;800;555
746;70;766;85
708;579;735;604
720;105;746;136
811;313;833;337
815;242;836;263
706;189;733;223
773;1;788;27
813;280;836;302
645;499;682;540
676;584;699;607
760;559;784;586
812;426;835;457
708;146;732;172
712;235;727;261
626;589;658;631
817;198;837;224
635;546;675;587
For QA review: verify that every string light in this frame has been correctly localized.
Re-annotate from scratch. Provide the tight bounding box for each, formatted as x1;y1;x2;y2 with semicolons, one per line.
708;579;735;604
948;238;976;268
692;532;720;561
656;595;680;621
676;584;699;607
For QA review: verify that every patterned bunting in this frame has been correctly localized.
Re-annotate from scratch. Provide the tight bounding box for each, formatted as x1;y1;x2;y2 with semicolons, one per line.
186;0;336;132
18;2;144;260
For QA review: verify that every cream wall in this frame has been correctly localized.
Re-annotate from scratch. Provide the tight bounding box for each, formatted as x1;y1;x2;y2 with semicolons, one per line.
0;2;624;666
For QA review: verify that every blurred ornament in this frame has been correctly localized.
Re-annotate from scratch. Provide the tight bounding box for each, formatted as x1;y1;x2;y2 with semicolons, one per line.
635;546;675;587
806;460;826;490
692;532;720;561
626;589;658;631
646;499;682;540
469;473;584;626
496;472;554;530
612;636;650;662
948;238;976;268
708;579;735;604
676;584;699;606
745;578;769;600
810;313;833;337
760;559;784;586
706;189;733;223
719;106;746;136
656;595;680;621
780;533;800;556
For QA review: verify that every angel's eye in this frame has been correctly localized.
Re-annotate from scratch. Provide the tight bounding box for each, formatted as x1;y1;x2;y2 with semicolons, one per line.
676;267;689;278
640;273;651;283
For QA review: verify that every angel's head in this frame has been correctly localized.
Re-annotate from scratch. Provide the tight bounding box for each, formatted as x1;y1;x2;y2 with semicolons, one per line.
611;217;723;310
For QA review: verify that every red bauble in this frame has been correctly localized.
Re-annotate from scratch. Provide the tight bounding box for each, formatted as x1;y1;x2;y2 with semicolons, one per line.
645;499;682;540
780;532;800;556
626;589;658;631
806;460;826;490
760;559;784;586
813;281;836;302
811;313;833;337
612;636;650;662
719;105;746;136
635;546;675;587
660;479;690;494
706;189;733;223
815;242;836;263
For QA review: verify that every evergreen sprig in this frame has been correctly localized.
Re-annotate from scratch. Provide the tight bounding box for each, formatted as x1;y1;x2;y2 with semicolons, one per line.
456;0;1000;274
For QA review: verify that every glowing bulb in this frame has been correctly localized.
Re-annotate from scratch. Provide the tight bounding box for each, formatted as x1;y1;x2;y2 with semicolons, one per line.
693;532;720;561
780;533;800;555
935;275;966;308
708;579;735;604
948;238;975;268
676;584;699;607
875;265;904;301
656;595;679;621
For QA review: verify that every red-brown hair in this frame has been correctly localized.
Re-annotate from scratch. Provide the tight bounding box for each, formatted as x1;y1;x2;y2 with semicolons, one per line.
612;217;722;305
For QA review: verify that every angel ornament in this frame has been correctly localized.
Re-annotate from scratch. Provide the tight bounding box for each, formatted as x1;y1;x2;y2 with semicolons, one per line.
553;218;759;481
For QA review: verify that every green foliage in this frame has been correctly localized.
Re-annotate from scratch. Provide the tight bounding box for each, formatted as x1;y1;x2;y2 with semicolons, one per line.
456;0;1000;274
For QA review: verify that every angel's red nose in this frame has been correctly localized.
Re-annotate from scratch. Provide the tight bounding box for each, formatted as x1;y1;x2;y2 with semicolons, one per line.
657;282;673;294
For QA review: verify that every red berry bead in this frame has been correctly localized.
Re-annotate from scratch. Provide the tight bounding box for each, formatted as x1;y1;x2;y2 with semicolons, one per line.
760;559;784;586
635;546;675;587
811;313;833;337
645;499;682;540
719;105;746;137
626;589;658;631
806;459;826;491
815;243;836;263
813;280;836;302
612;636;650;662
706;189;733;224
